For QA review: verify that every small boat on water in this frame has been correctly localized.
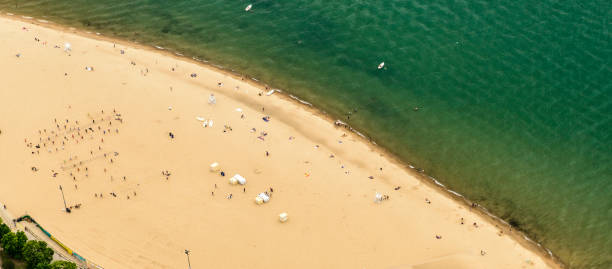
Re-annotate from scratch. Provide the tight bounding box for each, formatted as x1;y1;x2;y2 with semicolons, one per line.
378;62;385;69
245;4;252;11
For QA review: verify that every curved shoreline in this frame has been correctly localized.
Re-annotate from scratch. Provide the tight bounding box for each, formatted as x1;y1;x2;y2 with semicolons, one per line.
1;12;565;269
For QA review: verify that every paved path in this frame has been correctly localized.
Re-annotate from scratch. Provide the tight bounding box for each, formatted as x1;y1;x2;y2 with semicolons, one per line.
0;202;87;268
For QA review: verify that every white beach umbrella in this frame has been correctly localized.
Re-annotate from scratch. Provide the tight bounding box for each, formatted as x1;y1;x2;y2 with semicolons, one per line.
64;42;71;52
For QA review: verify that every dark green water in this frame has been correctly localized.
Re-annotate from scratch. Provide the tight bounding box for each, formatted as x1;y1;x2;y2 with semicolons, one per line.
1;0;610;267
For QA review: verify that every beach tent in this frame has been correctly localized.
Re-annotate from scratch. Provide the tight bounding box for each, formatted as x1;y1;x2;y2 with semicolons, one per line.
374;192;383;203
64;42;71;52
279;212;288;223
210;162;220;172
234;174;246;185
229;174;246;185
255;192;270;205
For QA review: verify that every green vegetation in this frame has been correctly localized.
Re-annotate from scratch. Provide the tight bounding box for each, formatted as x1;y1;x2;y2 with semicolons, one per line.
1;231;27;260
22;241;53;269
49;261;76;269
1;248;26;269
0;223;10;241
0;219;76;269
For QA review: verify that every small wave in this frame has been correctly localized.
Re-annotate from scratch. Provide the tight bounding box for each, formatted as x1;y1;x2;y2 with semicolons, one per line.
432;179;445;187
447;190;463;197
6;13;14;16
523;235;536;244
353;131;367;139
154;45;164;50
22;16;32;19
289;95;312;106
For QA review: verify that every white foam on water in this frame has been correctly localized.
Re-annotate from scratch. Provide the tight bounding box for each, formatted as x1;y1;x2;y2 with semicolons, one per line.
432;179;445;187
289;95;312;106
447;190;463;197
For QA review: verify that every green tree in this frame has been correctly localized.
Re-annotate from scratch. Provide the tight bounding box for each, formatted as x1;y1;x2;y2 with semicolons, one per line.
49;261;77;269
0;231;27;259
0;223;10;241
22;240;54;269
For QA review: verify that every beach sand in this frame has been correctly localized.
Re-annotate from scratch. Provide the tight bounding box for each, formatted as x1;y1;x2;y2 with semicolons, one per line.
0;15;560;269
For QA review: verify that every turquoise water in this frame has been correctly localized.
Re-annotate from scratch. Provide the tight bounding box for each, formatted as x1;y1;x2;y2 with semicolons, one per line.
1;0;610;267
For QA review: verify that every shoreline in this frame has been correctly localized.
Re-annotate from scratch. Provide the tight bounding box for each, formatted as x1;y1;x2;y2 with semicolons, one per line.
0;12;564;268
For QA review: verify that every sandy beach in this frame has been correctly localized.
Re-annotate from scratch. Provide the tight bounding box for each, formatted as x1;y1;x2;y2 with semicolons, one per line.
0;15;560;269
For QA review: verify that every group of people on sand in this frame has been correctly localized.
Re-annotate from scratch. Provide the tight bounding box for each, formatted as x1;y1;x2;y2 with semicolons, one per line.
22;109;143;212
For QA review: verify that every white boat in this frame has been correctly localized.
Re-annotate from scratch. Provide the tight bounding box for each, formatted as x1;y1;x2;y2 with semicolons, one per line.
378;62;385;69
245;4;252;11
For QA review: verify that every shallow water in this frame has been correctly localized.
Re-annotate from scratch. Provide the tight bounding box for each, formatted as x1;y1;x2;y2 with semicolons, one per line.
1;0;611;267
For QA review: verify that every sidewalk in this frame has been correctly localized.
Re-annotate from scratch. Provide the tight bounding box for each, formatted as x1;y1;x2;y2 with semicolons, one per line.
0;202;86;268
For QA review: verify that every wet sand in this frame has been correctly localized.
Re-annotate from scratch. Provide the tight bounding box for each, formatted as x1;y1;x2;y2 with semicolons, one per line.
0;15;560;269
